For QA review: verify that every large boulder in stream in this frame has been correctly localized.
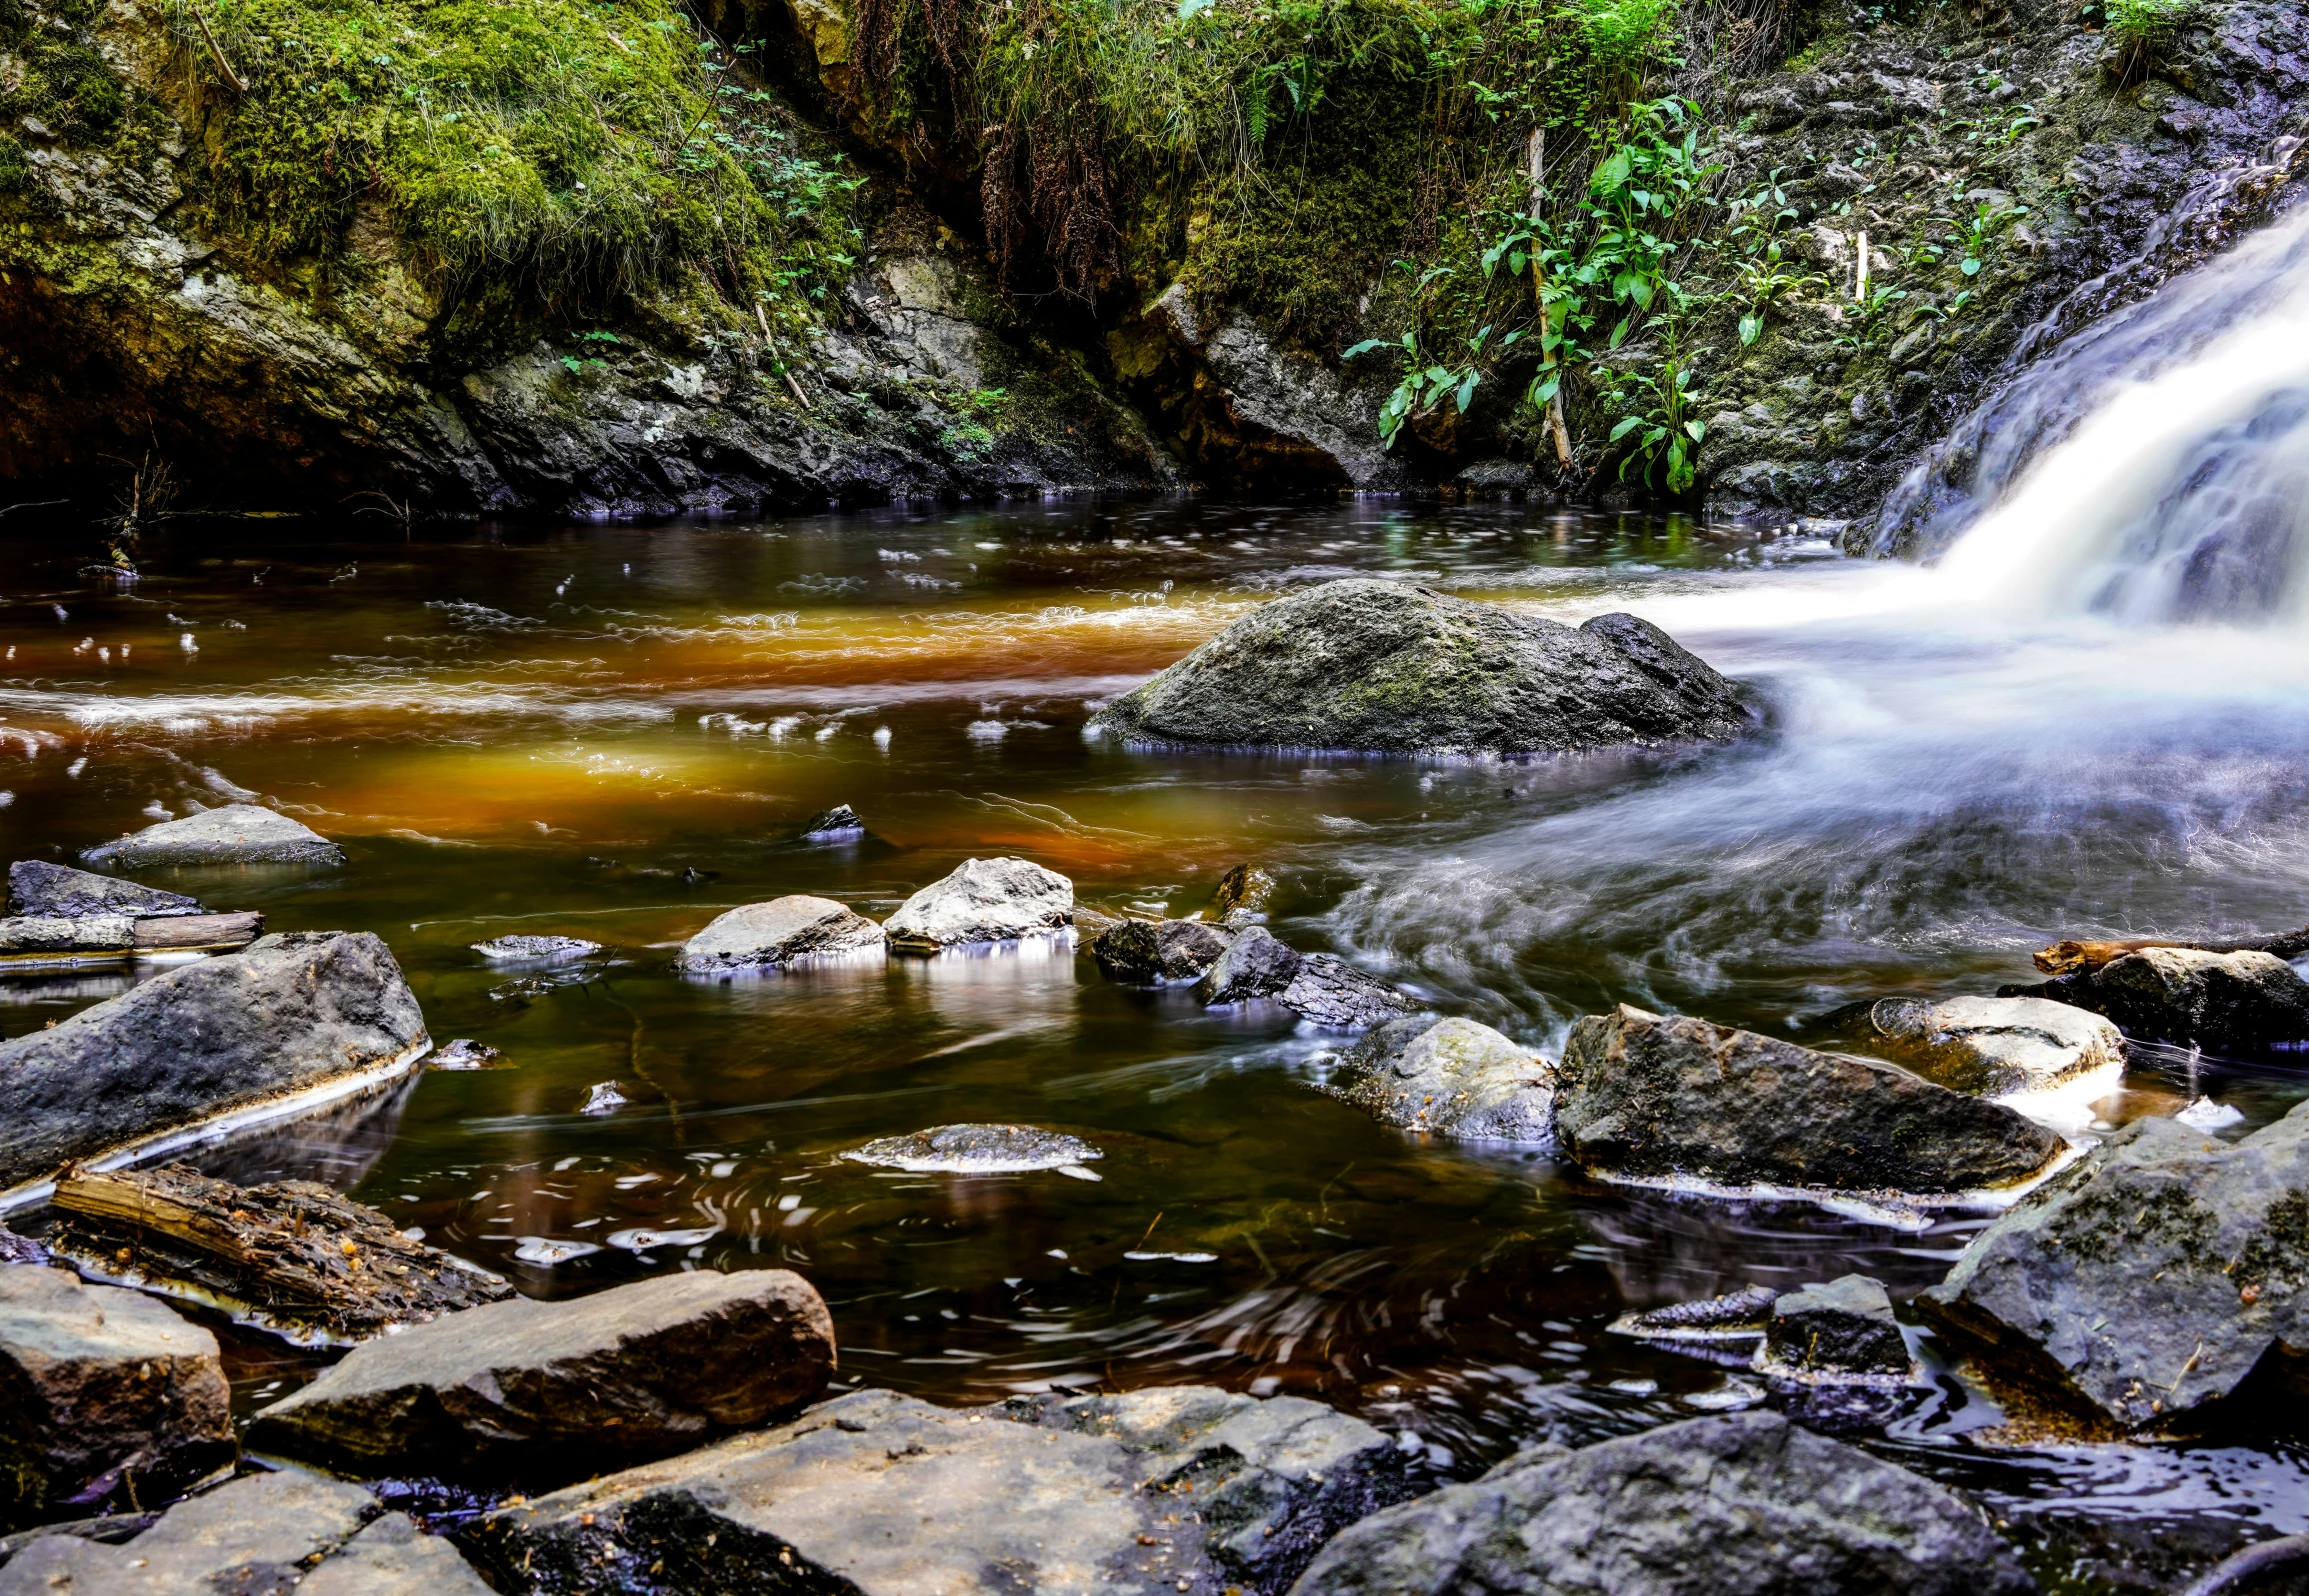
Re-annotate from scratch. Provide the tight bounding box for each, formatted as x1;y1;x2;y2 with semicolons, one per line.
1198;924;1306;1003
5;860;202;919
1555;1005;2067;1199
248;1270;836;1484
79;804;345;868
467;1384;1409;1595
1089;580;1747;756
1288;1410;2038;1596
1919;1098;2309;1432
0;931;428;1192
1330;1015;1558;1142
0;1266;234;1529
884;857;1074;950
2005;947;2309;1052
1092;916;1235;983
675;894;885;972
1831;995;2123;1099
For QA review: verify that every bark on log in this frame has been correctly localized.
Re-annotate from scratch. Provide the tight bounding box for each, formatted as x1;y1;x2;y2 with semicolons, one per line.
131;911;264;951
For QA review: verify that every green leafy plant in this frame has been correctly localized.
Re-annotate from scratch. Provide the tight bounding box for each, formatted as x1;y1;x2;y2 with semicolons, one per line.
1606;345;1707;492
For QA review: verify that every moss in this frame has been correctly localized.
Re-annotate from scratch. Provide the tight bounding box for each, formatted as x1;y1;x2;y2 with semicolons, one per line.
1;35;126;138
0;132;25;194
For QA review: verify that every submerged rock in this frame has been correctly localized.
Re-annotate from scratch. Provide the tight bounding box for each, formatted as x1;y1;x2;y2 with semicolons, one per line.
1197;924;1306;1004
0;1471;493;1596
6;860;201;919
676;895;885;972
80;804;344;868
1757;1275;1914;1382
2007;947;2309;1052
843;1124;1103;1178
1091;916;1235;984
883;857;1073;950
1555;1005;2068;1199
0;1267;234;1529
1281;954;1420;1032
1290;1410;2038;1596
0;931;428;1192
1089;580;1747;756
1209;863;1279;925
1920;1098;2309;1432
430;1038;503;1070
1607;1284;1780;1343
580;1081;629;1114
801;803;866;841
248;1270;836;1484
468;1384;1401;1596
1329;1015;1556;1142
472;934;602;962
1835;995;2123;1098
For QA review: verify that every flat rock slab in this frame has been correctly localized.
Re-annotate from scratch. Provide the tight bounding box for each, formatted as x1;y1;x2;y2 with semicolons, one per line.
1556;1005;2067;1200
1198;925;1304;1004
468;1384;1405;1596
1288;1410;2037;1596
1093;917;1235;983
885;857;1073;949
48;1163;512;1343
675;895;884;972
0;1471;492;1596
0;1266;232;1528
7;861;200;919
1920;1098;2309;1431
1330;1016;1557;1142
1759;1275;1913;1382
248;1269;835;1485
1842;995;2123;1098
1281;954;1419;1032
80;805;344;868
0;931;429;1192
1089;579;1747;756
843;1123;1103;1177
2008;947;2309;1053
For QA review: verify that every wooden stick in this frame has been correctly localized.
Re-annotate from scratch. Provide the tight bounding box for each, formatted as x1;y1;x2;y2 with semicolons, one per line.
185;0;248;95
132;911;263;951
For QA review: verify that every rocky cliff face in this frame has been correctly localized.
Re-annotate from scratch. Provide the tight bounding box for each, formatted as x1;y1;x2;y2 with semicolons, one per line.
3;0;2304;519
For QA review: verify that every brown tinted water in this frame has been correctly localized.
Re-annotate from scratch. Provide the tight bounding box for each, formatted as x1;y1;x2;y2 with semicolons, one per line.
2;501;2306;1590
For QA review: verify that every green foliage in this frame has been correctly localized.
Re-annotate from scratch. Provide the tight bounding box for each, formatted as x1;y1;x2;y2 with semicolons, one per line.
0;24;127;140
0;132;25;195
2105;0;2192;49
164;0;859;323
1602;343;1704;491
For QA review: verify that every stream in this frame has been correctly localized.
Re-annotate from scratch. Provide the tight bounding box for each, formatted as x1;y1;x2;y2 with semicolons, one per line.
2;501;2306;1592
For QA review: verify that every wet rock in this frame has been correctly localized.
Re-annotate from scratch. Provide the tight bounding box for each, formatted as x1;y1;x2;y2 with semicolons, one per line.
6;861;200;919
2006;947;2309;1052
472;934;601;963
1280;954;1421;1032
47;1164;512;1342
842;1124;1103;1178
80;805;344;868
1091;917;1234;984
675;895;885;972
1011;1385;1414;1592
0;930;429;1192
1758;1275;1914;1382
883;857;1073;950
1330;1016;1556;1142
1607;1283;1780;1343
248;1270;836;1485
0;1471;494;1596
1555;1005;2068;1199
1210;863;1279;925
580;1082;629;1114
468;1384;1395;1596
1836;995;2124;1098
1290;1410;2038;1596
1089;580;1747;756
0;1268;233;1528
1197;925;1306;1005
801;803;866;841
1919;1098;2309;1432
430;1038;502;1070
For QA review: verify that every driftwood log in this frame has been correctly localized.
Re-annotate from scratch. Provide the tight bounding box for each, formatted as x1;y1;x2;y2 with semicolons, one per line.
0;911;263;966
2032;925;2309;975
49;1163;511;1342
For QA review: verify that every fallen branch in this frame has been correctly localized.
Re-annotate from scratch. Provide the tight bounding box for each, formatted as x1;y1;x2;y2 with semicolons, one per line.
185;0;248;94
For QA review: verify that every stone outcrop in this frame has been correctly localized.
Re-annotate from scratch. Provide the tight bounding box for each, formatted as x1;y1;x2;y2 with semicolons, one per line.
1328;1015;1557;1142
1091;917;1234;984
249;1270;836;1484
1833;995;2124;1098
1555;1005;2068;1199
1289;1410;2038;1595
2005;947;2309;1053
0;1267;233;1528
79;804;344;868
1920;1099;2309;1432
1197;925;1306;1005
467;1384;1406;1596
1280;954;1421;1032
0;1470;493;1595
1090;581;1747;756
1757;1275;1914;1382
675;895;885;972
0;930;428;1191
883;857;1073;950
5;861;199;919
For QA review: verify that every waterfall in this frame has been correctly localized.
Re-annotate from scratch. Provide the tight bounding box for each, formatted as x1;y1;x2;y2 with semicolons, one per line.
1876;200;2309;622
